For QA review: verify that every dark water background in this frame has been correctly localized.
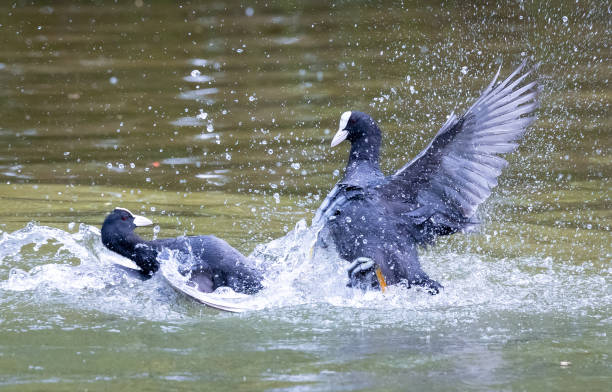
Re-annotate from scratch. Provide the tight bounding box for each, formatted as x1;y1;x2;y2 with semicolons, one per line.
0;1;609;391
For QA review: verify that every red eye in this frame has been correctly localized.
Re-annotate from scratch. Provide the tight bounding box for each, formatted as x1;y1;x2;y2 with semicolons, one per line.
121;216;127;221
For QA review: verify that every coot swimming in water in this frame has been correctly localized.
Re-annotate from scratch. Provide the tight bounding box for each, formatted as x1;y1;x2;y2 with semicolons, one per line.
101;208;263;294
313;61;538;293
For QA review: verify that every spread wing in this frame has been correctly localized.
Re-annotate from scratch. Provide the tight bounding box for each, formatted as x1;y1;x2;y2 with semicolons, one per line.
382;61;539;238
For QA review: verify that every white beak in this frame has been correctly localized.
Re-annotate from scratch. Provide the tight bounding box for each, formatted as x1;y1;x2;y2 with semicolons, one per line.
133;215;153;227
330;129;348;147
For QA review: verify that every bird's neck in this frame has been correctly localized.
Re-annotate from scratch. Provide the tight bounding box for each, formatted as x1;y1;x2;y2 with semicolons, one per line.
342;136;382;184
102;229;144;258
349;133;381;164
101;229;159;273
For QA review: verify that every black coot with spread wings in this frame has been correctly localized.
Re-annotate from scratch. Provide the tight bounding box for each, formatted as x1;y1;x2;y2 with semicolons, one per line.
314;62;539;293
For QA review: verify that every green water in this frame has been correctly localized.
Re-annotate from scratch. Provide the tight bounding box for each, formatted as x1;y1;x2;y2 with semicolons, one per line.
0;1;610;391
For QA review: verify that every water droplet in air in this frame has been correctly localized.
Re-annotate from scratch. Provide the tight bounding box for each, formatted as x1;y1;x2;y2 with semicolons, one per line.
197;109;208;120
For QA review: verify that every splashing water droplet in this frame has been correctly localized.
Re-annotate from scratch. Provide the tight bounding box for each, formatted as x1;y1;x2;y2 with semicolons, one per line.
197;109;208;120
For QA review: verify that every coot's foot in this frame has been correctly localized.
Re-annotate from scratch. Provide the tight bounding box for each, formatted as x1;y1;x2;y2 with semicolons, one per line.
347;257;379;290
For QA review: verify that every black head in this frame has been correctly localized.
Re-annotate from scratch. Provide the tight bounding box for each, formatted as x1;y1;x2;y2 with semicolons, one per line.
101;207;159;274
330;111;382;162
101;207;153;238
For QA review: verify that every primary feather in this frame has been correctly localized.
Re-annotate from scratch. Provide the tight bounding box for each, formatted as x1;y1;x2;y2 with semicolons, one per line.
387;60;539;239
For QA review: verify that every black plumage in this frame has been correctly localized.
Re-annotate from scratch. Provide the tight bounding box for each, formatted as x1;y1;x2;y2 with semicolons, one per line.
101;208;263;294
314;62;539;293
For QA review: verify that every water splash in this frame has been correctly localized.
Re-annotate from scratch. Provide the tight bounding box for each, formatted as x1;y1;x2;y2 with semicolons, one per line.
0;223;184;321
0;221;608;322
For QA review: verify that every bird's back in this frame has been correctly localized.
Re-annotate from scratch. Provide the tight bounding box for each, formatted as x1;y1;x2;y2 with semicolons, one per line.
149;235;263;294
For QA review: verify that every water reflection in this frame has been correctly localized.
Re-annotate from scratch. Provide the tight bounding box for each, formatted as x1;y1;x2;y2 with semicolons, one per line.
169;116;208;127
195;171;230;186
176;87;218;102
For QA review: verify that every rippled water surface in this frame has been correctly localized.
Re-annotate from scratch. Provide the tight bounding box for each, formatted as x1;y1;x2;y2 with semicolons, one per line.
0;1;610;391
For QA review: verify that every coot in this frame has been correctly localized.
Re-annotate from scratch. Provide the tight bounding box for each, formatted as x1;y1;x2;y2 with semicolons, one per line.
313;61;538;293
101;208;263;294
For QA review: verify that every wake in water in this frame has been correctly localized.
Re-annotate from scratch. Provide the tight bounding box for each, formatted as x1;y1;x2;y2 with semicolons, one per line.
0;221;608;320
0;223;184;321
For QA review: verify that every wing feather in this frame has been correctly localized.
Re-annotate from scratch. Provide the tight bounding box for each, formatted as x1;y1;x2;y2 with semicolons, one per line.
385;62;538;239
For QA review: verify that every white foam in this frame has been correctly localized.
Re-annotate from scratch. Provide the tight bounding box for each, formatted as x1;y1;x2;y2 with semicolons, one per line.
0;221;609;321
